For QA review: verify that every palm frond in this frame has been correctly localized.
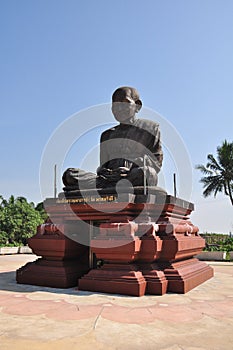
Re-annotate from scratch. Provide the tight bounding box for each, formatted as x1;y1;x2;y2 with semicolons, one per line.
195;164;213;175
196;140;233;205
206;154;223;172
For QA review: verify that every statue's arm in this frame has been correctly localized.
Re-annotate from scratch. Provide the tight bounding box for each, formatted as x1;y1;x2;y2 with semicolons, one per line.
99;131;110;168
147;125;163;173
153;128;163;170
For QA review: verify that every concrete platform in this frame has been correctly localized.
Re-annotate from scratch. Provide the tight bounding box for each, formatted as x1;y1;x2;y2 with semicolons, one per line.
0;254;233;350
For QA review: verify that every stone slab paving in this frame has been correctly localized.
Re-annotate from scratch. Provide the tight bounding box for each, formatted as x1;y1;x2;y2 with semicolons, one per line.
0;255;233;350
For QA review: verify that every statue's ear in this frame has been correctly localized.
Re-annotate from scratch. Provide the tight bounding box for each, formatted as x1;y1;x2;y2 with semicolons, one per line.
135;99;142;112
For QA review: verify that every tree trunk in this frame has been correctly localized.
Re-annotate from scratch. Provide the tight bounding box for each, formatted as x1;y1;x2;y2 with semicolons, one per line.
227;180;233;205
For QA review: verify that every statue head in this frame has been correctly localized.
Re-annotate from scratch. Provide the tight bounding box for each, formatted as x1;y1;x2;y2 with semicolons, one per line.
111;86;142;123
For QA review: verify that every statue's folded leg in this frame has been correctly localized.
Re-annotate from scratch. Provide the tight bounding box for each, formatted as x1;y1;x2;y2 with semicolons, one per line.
126;167;158;187
62;166;159;193
62;168;98;189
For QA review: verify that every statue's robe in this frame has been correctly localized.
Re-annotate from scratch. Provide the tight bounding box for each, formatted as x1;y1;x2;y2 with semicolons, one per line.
63;118;163;190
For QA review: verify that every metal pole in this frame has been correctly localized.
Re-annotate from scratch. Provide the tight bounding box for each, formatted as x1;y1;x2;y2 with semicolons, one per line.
89;220;94;268
143;155;146;195
173;173;177;198
54;164;57;198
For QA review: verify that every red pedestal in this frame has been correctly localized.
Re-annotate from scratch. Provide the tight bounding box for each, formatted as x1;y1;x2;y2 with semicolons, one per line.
153;205;214;293
16;195;214;295
16;223;89;288
79;221;147;297
16;258;88;288
138;263;168;295
159;258;214;293
79;263;146;297
137;223;168;295
158;221;205;261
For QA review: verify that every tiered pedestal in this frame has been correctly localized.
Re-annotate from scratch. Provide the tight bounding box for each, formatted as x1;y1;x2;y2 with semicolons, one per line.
158;258;214;293
16;193;213;295
16;223;89;288
154;198;213;293
79;221;146;296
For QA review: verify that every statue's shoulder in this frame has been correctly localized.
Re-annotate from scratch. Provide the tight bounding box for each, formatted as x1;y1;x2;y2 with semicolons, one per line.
134;118;159;133
100;125;119;141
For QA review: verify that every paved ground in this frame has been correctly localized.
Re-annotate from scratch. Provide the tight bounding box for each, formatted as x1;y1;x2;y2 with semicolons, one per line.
0;254;233;350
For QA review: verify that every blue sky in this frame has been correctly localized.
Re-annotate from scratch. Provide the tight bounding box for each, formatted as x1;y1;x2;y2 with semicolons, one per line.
0;0;233;233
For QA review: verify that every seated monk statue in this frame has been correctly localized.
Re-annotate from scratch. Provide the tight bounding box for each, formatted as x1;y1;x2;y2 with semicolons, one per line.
62;86;164;193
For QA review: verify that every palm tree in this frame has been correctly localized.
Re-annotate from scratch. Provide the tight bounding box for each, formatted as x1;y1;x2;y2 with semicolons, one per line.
196;140;233;205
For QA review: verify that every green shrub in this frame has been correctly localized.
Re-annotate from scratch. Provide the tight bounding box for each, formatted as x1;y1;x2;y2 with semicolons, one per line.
0;195;45;246
219;237;233;252
203;235;233;252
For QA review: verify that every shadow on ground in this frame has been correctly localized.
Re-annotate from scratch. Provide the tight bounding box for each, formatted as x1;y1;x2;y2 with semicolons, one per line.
0;270;138;298
0;271;98;296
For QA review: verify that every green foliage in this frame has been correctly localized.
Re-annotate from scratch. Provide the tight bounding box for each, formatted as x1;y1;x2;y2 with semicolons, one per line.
35;202;48;221
219;237;233;252
202;233;233;252
0;195;45;246
196;140;233;205
204;245;223;252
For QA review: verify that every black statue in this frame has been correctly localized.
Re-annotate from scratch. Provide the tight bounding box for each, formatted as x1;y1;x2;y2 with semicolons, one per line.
62;87;163;193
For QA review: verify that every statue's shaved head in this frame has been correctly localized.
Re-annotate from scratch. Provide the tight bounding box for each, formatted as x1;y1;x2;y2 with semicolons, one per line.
112;86;141;104
111;86;142;123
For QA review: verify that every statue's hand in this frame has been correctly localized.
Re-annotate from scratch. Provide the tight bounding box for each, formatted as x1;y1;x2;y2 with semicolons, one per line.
97;166;130;181
97;166;111;176
112;167;130;177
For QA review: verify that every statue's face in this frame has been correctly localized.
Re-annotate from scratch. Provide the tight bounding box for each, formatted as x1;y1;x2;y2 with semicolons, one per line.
112;88;138;123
